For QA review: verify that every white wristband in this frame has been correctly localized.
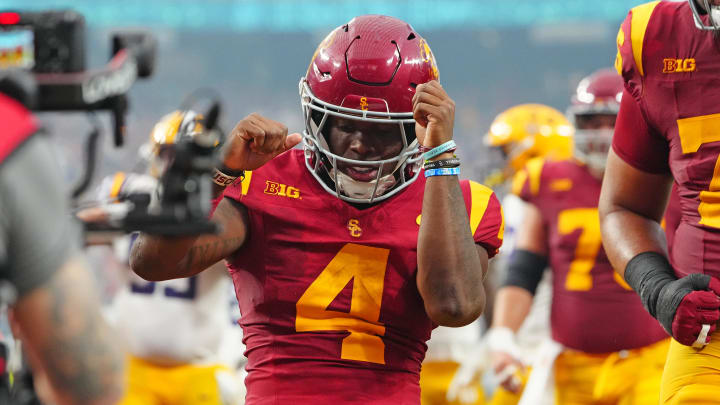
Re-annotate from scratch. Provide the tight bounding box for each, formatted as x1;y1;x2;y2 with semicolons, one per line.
486;327;522;358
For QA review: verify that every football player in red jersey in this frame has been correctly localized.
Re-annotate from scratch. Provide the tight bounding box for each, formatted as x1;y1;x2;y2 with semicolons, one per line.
489;69;668;405
600;1;720;403
129;15;504;404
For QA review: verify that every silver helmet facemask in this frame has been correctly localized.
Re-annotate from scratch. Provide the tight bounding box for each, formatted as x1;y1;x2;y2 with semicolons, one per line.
299;78;423;204
572;128;613;175
568;100;618;176
689;0;720;30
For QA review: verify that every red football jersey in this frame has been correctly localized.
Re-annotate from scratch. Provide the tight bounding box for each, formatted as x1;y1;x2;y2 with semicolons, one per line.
219;149;503;404
514;158;666;352
614;1;720;278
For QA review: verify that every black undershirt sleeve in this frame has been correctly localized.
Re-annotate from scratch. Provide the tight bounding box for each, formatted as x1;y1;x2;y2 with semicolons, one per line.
502;249;547;295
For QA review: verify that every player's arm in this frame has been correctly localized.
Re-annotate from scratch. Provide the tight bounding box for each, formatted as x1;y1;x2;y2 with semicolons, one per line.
489;201;547;392
492;202;546;333
599;90;720;346
130;198;248;281
414;80;488;327
130;113;301;281
1;136;124;405
599;150;671;274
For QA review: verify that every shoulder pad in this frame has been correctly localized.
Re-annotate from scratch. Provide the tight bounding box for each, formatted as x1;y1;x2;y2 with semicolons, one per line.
467;180;495;236
520;157;545;197
615;1;661;78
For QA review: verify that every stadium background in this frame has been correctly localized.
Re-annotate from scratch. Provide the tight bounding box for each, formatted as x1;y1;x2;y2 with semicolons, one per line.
5;0;647;188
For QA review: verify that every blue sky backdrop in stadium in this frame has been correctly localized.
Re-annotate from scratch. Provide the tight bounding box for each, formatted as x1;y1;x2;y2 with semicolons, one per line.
4;0;648;31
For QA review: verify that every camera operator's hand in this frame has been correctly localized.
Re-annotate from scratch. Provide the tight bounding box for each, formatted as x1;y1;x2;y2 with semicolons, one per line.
76;172;159;232
101;172;158;200
221;113;301;171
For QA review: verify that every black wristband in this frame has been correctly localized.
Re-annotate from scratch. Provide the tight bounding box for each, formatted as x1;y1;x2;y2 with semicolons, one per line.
217;164;245;178
625;251;718;337
502;249;547;295
423;157;460;170
213;165;245;187
624;251;676;319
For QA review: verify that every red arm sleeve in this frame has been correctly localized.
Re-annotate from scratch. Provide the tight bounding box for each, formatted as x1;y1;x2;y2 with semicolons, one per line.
611;88;670;174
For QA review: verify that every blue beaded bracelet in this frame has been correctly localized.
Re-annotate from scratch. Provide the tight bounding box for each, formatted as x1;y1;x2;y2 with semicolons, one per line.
424;167;460;178
423;140;457;160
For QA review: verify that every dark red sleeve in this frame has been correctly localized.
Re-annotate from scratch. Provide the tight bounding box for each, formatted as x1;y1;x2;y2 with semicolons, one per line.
611;88;670;174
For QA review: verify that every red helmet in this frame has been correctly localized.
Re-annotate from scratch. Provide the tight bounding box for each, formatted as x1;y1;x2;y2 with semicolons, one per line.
567;68;624;176
568;68;623;118
300;15;439;203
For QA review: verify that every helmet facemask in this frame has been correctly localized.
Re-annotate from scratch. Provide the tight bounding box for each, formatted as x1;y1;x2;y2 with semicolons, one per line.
573;127;613;178
571;112;615;178
690;0;720;30
300;79;422;204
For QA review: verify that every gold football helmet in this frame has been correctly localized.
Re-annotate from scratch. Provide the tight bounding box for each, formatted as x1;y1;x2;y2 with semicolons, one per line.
140;110;205;178
484;104;574;185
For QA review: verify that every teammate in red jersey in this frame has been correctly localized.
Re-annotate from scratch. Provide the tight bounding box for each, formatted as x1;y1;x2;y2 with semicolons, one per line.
130;15;503;404
489;69;668;405
600;1;720;403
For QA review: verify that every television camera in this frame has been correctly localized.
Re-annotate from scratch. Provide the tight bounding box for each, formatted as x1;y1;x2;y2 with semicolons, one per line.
0;9;221;237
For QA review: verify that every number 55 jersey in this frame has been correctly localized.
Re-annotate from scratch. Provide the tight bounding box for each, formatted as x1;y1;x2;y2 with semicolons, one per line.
220;149;504;404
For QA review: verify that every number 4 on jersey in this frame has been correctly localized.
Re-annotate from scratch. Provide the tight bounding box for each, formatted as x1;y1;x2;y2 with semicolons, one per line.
295;243;389;364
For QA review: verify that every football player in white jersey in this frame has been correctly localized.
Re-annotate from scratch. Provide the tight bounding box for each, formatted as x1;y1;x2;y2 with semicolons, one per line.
80;111;246;405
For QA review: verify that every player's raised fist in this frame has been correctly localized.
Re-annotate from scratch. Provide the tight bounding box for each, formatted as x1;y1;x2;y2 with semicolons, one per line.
221;113;302;171
412;80;455;148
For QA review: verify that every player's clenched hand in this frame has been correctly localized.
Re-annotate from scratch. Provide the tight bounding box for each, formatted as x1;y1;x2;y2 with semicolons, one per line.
661;274;720;346
412;80;455;148
446;345;485;403
490;351;524;393
222;113;302;171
